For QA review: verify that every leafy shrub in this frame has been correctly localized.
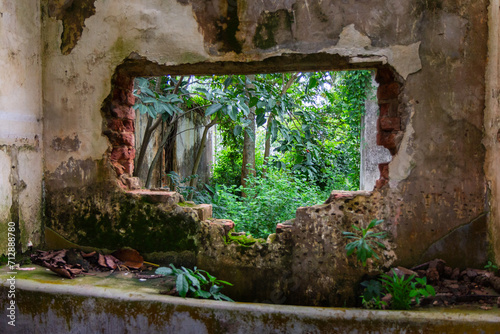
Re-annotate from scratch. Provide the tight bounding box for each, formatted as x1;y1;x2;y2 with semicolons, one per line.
155;264;233;301
360;279;387;309
202;167;328;238
379;269;436;310
343;219;387;266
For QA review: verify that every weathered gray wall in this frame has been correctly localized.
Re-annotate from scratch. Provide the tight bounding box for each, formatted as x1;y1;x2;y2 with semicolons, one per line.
0;0;43;254
485;0;500;266
39;0;491;268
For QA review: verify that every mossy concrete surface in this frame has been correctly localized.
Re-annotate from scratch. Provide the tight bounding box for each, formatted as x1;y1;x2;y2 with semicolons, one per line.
1;266;500;334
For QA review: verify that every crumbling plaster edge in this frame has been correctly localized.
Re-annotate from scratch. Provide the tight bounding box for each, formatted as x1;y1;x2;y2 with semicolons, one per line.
484;0;500;265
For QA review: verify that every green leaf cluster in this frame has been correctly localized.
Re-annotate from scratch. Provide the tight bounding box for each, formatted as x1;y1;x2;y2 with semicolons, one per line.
155;264;233;301
200;166;328;238
379;270;436;310
343;219;387;266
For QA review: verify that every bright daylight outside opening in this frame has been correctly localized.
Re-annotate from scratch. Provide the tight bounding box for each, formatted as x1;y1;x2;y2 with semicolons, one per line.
132;71;390;239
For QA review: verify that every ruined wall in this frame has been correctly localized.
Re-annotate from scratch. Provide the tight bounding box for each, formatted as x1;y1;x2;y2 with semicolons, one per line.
485;0;500;266
360;74;392;191
40;0;490;281
0;0;43;254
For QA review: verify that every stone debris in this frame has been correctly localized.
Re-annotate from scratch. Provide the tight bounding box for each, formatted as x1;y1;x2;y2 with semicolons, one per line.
381;259;500;308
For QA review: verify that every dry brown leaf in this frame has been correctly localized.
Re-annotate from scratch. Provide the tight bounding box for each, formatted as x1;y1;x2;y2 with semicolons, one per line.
112;248;144;269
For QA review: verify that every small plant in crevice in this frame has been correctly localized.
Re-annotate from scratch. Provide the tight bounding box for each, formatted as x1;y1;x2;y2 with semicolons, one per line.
360;279;387;309
343;219;387;266
484;261;499;273
379;269;436;310
155;264;234;301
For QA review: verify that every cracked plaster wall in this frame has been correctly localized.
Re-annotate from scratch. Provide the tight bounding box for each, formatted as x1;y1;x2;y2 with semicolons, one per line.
485;0;500;265
0;0;43;254
39;0;491;267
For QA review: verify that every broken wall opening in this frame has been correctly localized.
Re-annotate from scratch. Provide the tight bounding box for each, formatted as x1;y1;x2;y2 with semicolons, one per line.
102;54;405;194
100;55;405;244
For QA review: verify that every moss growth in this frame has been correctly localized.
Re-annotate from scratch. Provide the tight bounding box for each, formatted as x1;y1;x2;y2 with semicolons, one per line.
216;0;242;53
224;232;265;247
253;10;293;50
45;183;200;255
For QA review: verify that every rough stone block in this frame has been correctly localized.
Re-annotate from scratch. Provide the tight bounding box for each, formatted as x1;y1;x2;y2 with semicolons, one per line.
210;219;235;235
194;204;212;221
124;176;141;190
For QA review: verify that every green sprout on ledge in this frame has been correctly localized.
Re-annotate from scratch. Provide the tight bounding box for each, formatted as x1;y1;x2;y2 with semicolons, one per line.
343;219;387;266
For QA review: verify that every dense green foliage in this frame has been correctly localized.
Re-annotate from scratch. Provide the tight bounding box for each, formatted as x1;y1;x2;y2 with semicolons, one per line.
133;70;374;238
379;270;436;310
203;167;327;238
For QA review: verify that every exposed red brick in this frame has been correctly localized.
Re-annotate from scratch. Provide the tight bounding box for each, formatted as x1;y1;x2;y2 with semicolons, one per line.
375;68;395;84
112;104;135;120
377;132;397;153
377;82;400;100
375;178;388;189
379;163;389;179
121;133;135;146
123;120;135;132
379;103;390;117
276;223;293;234
107;119;124;132
114;72;134;90
104;132;135;146
126;91;136;106
119;159;134;175
110;161;126;176
379;117;401;131
110;146;136;161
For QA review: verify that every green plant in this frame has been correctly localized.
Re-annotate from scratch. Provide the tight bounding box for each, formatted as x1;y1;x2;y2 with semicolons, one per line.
166;171;198;198
343;219;387;266
410;276;436;305
379;270;436;310
360;279;387;309
484;261;499;272
208;167;327;238
379;270;415;310
155;264;233;301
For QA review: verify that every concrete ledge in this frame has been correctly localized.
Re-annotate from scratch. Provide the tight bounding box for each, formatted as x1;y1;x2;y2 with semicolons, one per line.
1;267;500;333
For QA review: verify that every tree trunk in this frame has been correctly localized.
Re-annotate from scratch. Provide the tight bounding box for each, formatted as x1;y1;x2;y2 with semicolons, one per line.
134;78;163;178
136;76;185;181
262;73;299;177
241;75;256;193
188;117;218;199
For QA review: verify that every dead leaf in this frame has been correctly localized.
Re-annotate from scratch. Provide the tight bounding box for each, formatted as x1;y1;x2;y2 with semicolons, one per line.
98;253;107;267
81;251;96;258
104;255;119;270
112;248;144;269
